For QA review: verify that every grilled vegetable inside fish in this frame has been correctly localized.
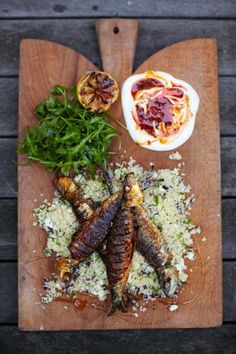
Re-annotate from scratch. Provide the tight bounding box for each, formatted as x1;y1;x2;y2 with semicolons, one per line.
106;175;135;315
69;191;122;261
54;176;94;222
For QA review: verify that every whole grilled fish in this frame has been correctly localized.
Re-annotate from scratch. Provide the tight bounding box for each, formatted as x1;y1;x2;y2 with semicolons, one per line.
54;176;94;222
106;176;136;315
69;191;122;261
127;175;179;296
54;176;108;283
133;204;170;282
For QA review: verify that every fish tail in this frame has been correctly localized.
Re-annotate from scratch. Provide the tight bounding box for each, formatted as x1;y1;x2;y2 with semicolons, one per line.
108;296;128;316
162;267;180;297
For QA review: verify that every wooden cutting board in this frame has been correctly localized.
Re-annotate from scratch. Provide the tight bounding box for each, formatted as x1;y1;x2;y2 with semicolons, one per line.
18;19;222;330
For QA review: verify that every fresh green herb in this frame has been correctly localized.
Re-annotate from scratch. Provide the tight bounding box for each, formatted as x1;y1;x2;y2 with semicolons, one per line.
184;218;193;225
154;195;162;206
18;85;118;175
177;232;183;239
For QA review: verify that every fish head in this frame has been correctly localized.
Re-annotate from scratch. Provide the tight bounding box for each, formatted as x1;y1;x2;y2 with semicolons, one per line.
123;174;144;206
54;176;80;202
54;256;74;283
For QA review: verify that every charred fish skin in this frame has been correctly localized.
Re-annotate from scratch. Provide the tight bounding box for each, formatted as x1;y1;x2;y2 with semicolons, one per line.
69;191;122;261
106;175;136;315
54;176;93;222
106;205;135;315
54;176;110;283
132;204;171;287
133;205;179;296
123;175;179;295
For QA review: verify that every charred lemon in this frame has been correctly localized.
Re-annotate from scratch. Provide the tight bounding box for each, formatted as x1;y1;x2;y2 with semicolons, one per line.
77;71;119;112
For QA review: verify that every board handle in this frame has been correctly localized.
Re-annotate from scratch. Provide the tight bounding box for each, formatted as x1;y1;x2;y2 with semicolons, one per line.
95;19;139;87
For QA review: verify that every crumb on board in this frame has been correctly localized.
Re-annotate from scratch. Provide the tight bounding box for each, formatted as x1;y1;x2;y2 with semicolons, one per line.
169;151;182;160
168;304;178;312
132;312;139;318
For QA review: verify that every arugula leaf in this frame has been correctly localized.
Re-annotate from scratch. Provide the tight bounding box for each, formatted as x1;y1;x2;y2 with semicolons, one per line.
18;85;118;176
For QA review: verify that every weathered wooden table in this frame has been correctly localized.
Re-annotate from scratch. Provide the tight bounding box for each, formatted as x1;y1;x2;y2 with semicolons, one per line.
0;0;235;352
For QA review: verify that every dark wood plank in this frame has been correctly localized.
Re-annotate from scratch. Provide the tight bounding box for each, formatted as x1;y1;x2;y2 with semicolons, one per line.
0;78;18;137
0;262;235;324
0;139;16;198
221;138;236;197
224;262;236;322
135;20;236;76
1;77;236;137
220;77;236;136
0;198;235;261
0;263;17;323
222;199;236;259
0;325;235;354
0;200;17;260
0;19;236;76
0;0;236;18
0;20;101;76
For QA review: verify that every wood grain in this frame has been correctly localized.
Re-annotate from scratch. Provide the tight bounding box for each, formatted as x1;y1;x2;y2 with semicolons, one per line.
0;200;17;260
97;32;222;327
1;324;236;354
96;19;138;87
0;139;16;198
2;198;236;261
2;77;236;137
1;0;235;348
0;78;18;137
18;23;222;329
18;39;97;330
1;19;236;76
96;19;138;151
3;262;236;324
221;137;236;196
1;0;235;18
3;137;234;198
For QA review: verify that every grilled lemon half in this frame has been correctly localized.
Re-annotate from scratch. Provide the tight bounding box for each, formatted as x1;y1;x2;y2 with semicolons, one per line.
77;71;119;113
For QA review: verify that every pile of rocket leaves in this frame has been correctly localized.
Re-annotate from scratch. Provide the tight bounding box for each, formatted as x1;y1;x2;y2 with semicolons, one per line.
18;85;118;176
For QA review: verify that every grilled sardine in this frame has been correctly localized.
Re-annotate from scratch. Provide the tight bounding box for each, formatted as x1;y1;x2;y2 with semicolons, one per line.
126;175;179;296
69;191;122;261
132;204;170;282
54;176;108;282
106;176;136;315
